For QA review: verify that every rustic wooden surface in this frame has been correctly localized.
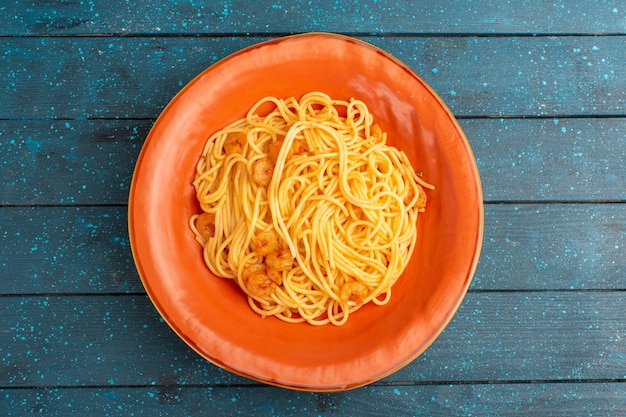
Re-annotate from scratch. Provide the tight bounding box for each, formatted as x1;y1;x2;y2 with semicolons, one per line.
1;1;625;416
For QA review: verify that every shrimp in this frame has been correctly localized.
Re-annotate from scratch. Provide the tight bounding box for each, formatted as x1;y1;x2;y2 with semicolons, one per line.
224;132;246;155
371;123;384;141
268;138;306;164
268;139;283;163
264;245;292;286
242;264;276;297
403;186;415;206
291;139;306;156
415;184;427;210
251;157;274;187
266;247;294;271
266;266;283;286
339;281;369;305
252;230;279;256
403;184;427;209
195;212;216;239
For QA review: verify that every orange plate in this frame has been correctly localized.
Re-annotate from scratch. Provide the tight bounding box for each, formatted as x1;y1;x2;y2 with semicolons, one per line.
128;33;483;391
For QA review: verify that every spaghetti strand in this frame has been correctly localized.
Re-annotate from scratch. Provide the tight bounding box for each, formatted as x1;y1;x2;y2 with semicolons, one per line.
189;92;432;326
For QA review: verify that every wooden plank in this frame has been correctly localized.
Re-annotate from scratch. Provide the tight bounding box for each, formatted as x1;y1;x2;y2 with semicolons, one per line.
0;120;146;206
475;203;626;291
1;203;624;295
0;207;142;295
0;37;264;120
1;119;625;206
398;291;626;383
2;383;626;416
1;36;625;119
2;292;625;387
3;0;626;36
462;118;626;202
1;295;249;387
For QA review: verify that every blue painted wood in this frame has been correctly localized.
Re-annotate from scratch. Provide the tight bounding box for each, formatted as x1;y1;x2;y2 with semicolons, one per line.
3;0;626;36
0;204;623;295
0;207;140;294
3;383;626;416
1;119;625;206
0;37;265;119
475;204;626;290
1;36;625;119
1;295;246;387
1;0;625;413
464;118;626;202
2;293;625;387
0;120;144;206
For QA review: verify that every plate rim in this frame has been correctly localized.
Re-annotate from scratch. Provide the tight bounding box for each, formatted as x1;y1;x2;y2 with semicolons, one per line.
128;32;484;391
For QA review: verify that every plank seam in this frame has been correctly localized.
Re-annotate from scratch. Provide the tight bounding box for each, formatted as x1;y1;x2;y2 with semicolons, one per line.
2;378;625;390
2;115;626;123
3;288;626;298
1;32;626;39
1;201;625;209
483;200;626;205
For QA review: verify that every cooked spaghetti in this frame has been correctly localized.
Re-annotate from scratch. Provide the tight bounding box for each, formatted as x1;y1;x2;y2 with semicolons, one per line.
190;92;432;326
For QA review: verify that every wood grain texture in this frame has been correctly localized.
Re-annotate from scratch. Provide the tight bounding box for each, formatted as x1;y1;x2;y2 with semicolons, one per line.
475;203;625;290
2;0;626;412
2;36;625;119
3;0;625;36
1;204;623;295
3;383;626;416
0;207;139;294
0;120;144;206
463;118;626;202
1;118;624;206
2;293;625;387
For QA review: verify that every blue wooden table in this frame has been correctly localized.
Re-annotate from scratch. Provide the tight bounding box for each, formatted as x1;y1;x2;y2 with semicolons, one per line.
2;1;625;415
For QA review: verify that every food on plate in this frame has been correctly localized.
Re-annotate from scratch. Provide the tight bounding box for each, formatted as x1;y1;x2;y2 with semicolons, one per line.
190;92;432;325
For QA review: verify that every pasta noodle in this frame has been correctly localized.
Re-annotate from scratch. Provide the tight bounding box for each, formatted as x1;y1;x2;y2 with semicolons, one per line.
189;92;432;326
